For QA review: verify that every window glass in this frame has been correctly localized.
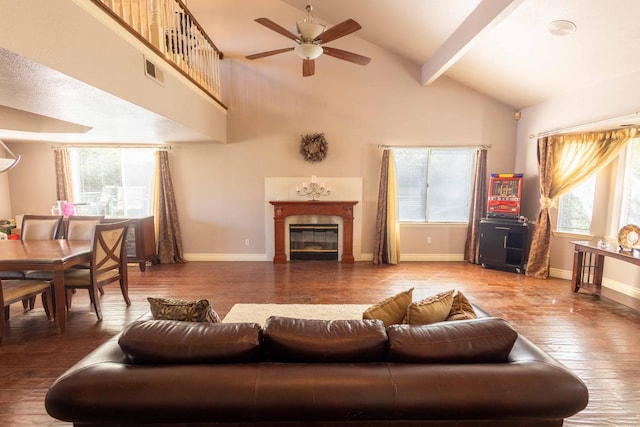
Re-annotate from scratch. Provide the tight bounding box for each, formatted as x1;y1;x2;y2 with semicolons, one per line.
557;175;596;234
394;148;475;223
394;149;428;222
69;148;155;218
619;138;640;226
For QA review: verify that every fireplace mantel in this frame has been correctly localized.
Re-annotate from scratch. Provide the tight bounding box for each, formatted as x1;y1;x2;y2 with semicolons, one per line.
269;201;358;264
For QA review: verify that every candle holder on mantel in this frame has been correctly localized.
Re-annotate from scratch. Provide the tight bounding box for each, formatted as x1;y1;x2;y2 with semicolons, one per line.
296;175;331;200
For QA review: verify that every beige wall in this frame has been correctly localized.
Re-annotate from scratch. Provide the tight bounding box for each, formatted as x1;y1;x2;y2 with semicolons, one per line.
1;15;517;260
158;40;517;260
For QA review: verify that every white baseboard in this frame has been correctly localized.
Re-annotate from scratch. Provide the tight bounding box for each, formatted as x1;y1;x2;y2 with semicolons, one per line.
397;253;465;262
549;267;572;280
601;277;640;299
183;253;464;263
549;267;640;300
184;253;269;262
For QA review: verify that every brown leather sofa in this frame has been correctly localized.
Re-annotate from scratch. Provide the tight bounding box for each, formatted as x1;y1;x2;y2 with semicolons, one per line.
45;311;588;426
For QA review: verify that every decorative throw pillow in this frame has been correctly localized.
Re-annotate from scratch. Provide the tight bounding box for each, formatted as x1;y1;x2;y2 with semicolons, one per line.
362;287;414;326
404;289;454;325
447;290;478;321
147;297;221;323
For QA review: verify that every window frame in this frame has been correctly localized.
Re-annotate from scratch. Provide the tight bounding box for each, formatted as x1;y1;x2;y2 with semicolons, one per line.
68;147;156;218
393;147;476;225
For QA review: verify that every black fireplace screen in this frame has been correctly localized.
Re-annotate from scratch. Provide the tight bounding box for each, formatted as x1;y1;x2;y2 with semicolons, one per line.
289;224;338;261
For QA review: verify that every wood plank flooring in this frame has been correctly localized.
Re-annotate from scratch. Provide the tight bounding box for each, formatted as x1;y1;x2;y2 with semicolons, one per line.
1;261;639;426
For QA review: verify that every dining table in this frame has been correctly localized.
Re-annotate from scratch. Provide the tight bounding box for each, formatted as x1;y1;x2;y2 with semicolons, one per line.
0;239;92;333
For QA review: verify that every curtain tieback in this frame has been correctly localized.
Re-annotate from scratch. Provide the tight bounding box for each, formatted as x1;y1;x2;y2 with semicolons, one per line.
540;196;556;209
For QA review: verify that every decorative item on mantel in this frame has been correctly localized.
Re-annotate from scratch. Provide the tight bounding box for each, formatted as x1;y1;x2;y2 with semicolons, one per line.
296;175;331;200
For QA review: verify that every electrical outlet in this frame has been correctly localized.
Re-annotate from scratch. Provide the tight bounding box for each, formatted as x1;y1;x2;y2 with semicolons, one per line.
244;239;250;246
427;236;432;244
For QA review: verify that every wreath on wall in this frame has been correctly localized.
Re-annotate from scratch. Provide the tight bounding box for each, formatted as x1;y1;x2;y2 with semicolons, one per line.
299;132;328;163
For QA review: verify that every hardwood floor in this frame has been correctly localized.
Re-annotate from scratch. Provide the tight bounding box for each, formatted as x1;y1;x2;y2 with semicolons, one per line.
1;260;639;426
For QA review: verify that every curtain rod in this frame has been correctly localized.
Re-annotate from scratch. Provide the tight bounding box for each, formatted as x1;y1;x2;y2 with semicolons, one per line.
529;111;640;139
378;144;491;149
50;143;171;150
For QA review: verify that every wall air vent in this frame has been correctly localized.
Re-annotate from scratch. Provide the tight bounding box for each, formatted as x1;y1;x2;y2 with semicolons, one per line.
143;56;164;86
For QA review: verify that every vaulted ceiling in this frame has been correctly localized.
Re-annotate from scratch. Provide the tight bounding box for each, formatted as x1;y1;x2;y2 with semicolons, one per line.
195;0;640;110
2;0;640;143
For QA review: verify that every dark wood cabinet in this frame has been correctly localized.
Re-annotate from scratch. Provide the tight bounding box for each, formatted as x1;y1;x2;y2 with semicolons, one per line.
104;216;157;271
479;218;533;274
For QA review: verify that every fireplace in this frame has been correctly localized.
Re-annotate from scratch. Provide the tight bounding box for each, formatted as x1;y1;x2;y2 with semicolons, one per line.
269;201;358;263
289;224;338;261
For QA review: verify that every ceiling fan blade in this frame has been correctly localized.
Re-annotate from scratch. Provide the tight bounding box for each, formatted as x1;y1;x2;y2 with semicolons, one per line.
255;18;300;42
302;59;315;77
246;47;294;60
322;47;371;66
315;19;361;44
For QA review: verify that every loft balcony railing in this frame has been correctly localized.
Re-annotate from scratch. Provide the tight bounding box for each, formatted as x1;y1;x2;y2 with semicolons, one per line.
91;0;225;108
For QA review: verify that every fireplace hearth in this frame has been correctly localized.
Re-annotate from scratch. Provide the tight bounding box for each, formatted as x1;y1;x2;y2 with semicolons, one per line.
289;224;338;261
269;201;358;263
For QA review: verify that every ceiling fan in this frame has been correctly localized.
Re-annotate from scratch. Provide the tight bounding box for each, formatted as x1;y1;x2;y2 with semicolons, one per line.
246;4;371;77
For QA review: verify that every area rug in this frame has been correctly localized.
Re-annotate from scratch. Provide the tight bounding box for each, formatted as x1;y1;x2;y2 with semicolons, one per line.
222;303;371;325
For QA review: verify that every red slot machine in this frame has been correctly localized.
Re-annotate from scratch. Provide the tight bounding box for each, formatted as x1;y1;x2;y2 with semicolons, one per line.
487;173;523;219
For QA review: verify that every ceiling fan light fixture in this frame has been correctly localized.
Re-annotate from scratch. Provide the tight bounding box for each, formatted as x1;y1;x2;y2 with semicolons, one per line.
296;22;326;40
295;43;323;60
0;139;20;173
248;5;369;77
296;4;326;40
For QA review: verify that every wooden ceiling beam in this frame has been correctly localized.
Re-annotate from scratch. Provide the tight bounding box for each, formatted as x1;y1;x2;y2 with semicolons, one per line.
421;0;525;86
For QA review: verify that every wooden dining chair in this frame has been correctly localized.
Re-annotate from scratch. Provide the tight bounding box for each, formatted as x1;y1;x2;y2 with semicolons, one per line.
63;221;131;321
64;215;105;273
25;216;106;306
64;215;105;241
0;278;53;344
20;214;64;240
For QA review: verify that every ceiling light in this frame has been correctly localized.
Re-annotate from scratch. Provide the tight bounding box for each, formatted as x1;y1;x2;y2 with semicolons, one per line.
0;140;20;173
548;20;577;36
294;43;323;60
296;4;326;40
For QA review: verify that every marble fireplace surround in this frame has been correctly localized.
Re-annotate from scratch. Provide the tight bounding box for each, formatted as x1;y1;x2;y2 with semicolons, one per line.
264;177;363;262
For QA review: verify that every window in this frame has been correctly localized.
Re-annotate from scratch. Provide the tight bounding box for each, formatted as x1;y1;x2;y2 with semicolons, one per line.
555;135;640;235
69;148;155;218
619;137;640;226
556;175;596;234
394;148;475;223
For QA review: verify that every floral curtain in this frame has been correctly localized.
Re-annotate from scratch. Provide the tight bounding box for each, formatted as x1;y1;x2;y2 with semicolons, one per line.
373;149;400;264
526;128;636;278
53;147;73;202
152;150;185;264
464;148;488;264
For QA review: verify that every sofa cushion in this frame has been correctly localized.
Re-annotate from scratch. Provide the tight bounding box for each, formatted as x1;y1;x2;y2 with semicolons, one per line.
447;290;478;321
147;297;221;323
263;316;387;362
404;289;454;325
118;319;262;364
387;317;518;363
362;287;413;326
